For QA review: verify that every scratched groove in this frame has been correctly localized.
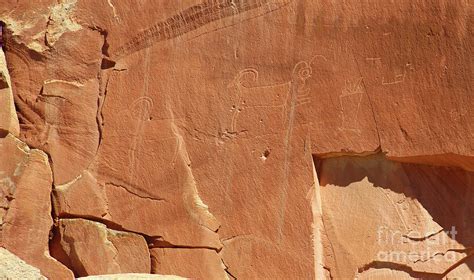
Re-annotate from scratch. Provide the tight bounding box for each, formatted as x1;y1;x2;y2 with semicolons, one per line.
112;0;290;59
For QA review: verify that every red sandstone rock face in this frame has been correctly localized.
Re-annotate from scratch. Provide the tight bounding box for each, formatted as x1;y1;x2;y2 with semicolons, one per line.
150;248;227;279
0;51;19;136
0;0;473;279
0;134;72;279
51;218;150;277
0;248;47;279
315;153;474;278
78;274;187;280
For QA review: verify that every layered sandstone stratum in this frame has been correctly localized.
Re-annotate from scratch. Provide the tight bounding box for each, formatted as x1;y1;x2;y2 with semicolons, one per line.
0;1;473;279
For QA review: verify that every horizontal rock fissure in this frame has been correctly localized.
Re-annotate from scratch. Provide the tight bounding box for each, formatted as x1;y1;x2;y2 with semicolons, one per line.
105;182;169;202
413;248;473;264
357;261;445;279
53;215;162;241
220;234;252;243
149;239;221;253
52;216;223;251
401;228;444;242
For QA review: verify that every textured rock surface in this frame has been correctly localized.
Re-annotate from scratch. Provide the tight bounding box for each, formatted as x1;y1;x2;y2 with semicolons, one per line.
315;154;474;279
51;218;150;277
0;134;73;279
0;0;472;279
355;268;413;280
0;248;46;279
78;274;187;280
0;50;19;136
150;248;228;279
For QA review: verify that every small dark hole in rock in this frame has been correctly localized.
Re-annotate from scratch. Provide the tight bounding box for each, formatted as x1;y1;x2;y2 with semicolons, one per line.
0;129;8;138
101;58;116;69
261;149;271;161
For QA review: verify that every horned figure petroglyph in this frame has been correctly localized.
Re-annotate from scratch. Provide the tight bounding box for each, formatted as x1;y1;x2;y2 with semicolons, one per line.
229;55;326;241
228;56;321;134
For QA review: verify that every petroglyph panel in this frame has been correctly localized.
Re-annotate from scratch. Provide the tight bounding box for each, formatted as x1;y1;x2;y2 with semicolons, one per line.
112;0;291;59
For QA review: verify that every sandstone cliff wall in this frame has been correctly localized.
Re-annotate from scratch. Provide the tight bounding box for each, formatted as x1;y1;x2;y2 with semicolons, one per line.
0;1;473;279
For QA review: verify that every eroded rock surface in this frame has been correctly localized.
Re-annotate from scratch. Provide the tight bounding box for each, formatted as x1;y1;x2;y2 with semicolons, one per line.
0;248;46;280
0;50;19;136
315;153;474;279
0;0;473;279
51;218;150;277
150;248;228;280
78;274;187;280
0;134;72;279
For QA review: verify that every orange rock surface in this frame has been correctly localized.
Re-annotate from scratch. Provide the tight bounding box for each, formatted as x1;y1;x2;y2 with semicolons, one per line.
0;1;473;279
